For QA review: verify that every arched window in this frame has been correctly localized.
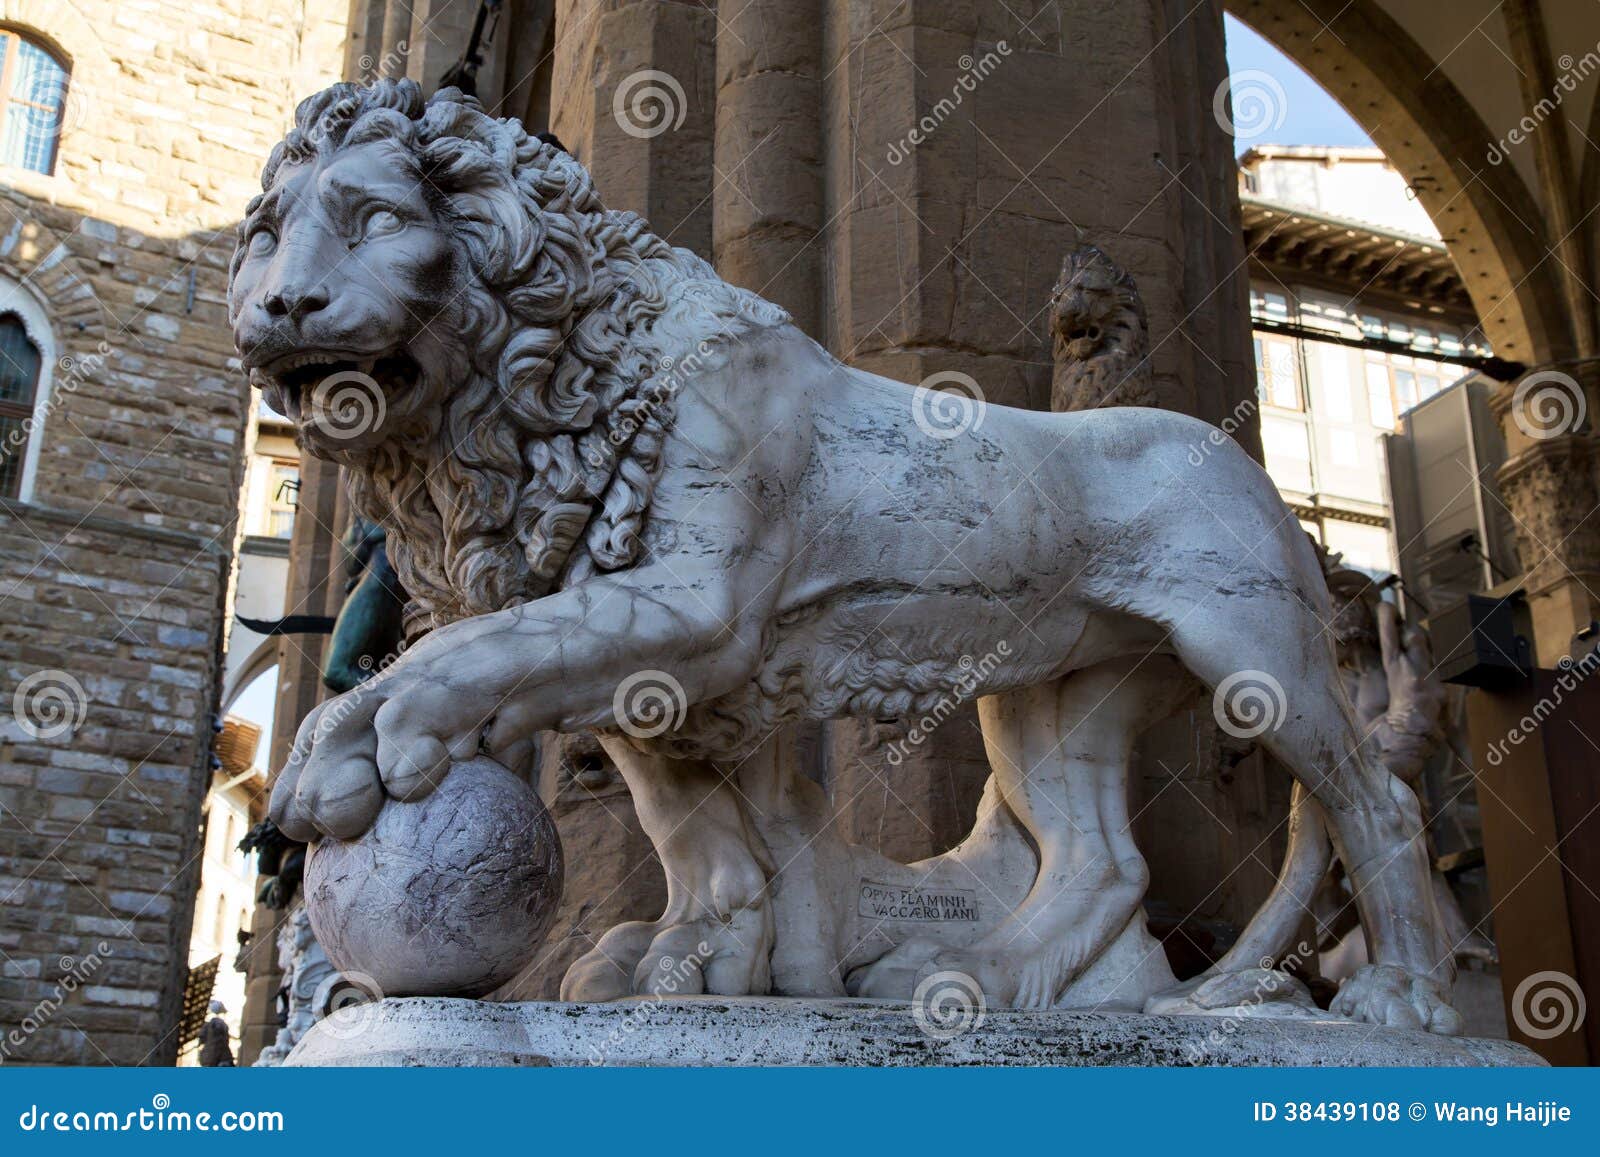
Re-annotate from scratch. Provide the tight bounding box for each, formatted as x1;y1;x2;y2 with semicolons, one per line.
0;311;42;498
0;28;69;174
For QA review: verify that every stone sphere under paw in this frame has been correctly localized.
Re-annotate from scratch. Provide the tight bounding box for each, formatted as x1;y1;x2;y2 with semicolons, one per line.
305;756;563;998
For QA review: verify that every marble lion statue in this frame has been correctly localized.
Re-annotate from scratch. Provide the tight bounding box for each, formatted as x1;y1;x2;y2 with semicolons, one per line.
229;80;1459;1033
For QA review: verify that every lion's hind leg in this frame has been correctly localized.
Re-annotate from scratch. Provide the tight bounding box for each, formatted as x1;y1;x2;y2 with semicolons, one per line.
924;657;1183;1008
1166;610;1461;1035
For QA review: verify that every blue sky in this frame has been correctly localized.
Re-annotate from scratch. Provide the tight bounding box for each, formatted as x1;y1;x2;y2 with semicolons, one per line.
1223;14;1374;150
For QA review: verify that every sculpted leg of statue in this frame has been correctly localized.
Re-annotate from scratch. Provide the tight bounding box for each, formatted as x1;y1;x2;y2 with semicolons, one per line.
723;653;1191;1012
922;656;1184;1008
1161;614;1457;1032
1164;549;1466;1030
561;742;774;1000
233;80;1459;1034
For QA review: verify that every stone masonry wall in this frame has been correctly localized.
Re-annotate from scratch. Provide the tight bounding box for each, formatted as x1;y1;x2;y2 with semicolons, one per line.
0;0;347;1065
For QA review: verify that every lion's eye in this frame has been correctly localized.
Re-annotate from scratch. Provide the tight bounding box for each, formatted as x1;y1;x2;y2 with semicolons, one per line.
357;209;402;243
247;229;277;256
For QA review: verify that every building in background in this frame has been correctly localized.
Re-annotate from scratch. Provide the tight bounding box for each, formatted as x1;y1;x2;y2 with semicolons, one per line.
221;397;299;728
175;392;298;1064
1241;145;1523;1037
1241;146;1492;574
176;712;260;1066
0;1;345;1066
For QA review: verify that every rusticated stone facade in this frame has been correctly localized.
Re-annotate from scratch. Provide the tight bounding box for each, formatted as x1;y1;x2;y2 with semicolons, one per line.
0;0;346;1065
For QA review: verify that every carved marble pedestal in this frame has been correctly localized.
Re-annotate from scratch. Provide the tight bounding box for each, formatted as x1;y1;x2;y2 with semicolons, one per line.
284;996;1543;1068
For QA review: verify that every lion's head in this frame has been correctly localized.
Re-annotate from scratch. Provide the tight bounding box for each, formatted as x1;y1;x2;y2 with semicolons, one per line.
229;80;784;636
1049;243;1146;364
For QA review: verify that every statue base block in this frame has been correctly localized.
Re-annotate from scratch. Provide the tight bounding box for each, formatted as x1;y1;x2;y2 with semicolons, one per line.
285;996;1543;1067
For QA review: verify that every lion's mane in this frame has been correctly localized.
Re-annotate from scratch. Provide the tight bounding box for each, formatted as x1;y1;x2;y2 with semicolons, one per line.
236;80;786;637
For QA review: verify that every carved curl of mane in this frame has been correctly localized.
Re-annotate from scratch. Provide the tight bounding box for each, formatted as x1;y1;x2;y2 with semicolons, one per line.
235;80;786;637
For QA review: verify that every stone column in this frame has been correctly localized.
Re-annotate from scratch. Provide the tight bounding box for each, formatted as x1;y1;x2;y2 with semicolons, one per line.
1490;0;1600;667
815;1;1270;904
550;0;717;258
1492;383;1600;665
712;0;826;335
821;0;1251;424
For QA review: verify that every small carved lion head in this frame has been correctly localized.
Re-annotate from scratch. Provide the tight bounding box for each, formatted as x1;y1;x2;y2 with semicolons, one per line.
1048;243;1147;363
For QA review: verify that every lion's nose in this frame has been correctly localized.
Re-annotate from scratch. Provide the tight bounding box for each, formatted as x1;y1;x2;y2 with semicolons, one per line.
262;280;331;323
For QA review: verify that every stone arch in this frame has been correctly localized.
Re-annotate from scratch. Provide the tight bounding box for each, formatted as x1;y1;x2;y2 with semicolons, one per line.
1226;0;1574;366
0;216;112;505
221;641;279;712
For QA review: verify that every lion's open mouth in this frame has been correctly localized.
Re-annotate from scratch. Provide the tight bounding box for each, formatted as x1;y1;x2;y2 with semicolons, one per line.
262;349;420;420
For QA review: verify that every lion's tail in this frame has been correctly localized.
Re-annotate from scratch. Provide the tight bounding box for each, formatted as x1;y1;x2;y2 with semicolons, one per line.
1208;782;1333;975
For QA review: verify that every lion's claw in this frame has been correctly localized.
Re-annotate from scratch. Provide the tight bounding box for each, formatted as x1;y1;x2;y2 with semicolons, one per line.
634;907;772;997
561;905;774;1001
1331;963;1462;1036
266;665;505;842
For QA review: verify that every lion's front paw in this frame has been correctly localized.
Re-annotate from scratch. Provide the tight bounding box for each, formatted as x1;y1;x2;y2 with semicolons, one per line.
1330;963;1462;1035
268;671;502;842
269;692;386;842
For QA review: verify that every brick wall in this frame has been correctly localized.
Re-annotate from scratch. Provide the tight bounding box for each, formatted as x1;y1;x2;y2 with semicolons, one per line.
0;0;347;1065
